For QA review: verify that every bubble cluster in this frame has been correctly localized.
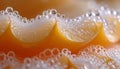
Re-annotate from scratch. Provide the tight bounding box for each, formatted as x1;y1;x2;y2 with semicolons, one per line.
57;11;102;43
0;45;120;69
70;45;120;69
96;7;120;43
0;6;120;43
0;7;57;43
0;51;20;69
0;7;100;43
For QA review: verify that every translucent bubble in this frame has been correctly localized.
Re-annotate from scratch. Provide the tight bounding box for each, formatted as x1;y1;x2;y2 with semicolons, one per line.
5;7;13;13
36;15;42;20
61;48;71;55
23;58;32;69
32;56;39;62
0;53;6;61
51;48;60;56
39;52;46;59
85;45;107;56
49;9;57;15
14;11;19;15
43;49;52;58
22;18;28;23
43;9;57;15
7;51;15;57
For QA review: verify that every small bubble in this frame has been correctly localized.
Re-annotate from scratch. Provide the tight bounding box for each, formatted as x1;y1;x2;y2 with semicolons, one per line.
14;11;19;15
51;48;60;56
5;7;13;12
81;51;88;56
32;56;39;62
62;48;71;55
92;11;100;16
22;18;28;23
36;15;42;19
43;49;52;57
49;9;57;15
29;18;34;23
85;12;92;17
43;9;51;15
7;51;15;57
39;52;46;59
0;10;5;15
47;59;56;65
0;53;6;61
24;58;32;65
56;13;61;17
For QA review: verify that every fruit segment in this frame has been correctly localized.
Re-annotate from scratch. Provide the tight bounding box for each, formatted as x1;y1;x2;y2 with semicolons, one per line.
99;7;120;43
57;17;99;43
10;13;55;43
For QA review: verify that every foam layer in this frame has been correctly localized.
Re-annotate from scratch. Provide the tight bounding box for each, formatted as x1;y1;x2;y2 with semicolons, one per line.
0;7;101;43
0;45;120;69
